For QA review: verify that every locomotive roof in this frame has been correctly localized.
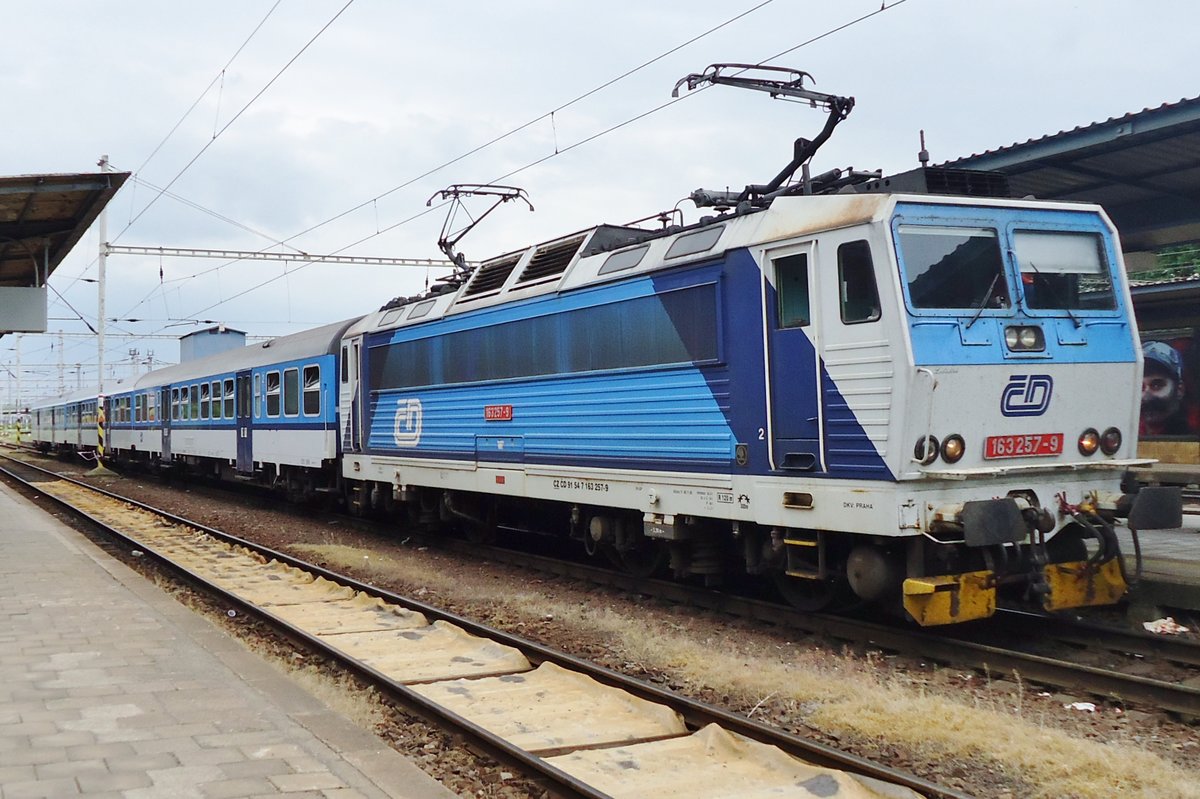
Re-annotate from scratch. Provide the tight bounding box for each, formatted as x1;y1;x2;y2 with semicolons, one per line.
350;190;1112;341
127;317;361;391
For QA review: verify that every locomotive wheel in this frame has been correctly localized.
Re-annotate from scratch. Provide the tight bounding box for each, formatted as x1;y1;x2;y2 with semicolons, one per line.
772;572;839;612
608;542;667;578
463;521;497;545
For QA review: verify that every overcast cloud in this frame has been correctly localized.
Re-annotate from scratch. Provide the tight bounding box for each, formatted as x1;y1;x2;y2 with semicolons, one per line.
3;0;1197;401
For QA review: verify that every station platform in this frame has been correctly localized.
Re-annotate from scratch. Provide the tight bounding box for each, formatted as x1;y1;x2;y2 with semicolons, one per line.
1114;510;1200;616
0;481;455;799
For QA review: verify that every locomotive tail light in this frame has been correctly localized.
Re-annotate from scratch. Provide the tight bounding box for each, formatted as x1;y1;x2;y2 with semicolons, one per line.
941;434;965;463
1004;325;1045;352
914;435;939;466
1078;428;1100;456
1100;427;1122;455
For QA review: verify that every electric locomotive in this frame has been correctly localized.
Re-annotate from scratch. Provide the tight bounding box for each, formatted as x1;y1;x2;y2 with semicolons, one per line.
338;66;1182;624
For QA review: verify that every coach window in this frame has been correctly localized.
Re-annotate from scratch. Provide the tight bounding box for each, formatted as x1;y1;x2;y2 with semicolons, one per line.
266;371;281;417
223;378;234;419
340;346;349;383
838;240;882;324
254;374;262;418
200;383;210;420
181;386;190;420
303;365;320;415
171;388;180;420
190;384;200;420
775;253;810;328
134;395;142;423
283;367;299;416
148;393;157;423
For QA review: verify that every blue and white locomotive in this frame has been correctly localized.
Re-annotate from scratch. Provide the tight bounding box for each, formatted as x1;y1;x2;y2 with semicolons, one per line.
29;66;1181;624
339;180;1178;624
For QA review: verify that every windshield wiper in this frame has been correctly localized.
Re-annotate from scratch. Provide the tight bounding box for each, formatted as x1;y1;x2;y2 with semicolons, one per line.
965;272;1003;329
1025;261;1082;328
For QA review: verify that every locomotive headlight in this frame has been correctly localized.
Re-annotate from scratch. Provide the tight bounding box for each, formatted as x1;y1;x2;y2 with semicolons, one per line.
1004;325;1045;352
913;435;939;466
1078;428;1100;456
1100;427;1122;455
941;434;966;463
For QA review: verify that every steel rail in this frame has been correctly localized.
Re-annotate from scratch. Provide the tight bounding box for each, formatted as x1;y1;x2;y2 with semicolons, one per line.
429;538;1200;718
0;455;964;799
6;448;1198;718
989;608;1200;668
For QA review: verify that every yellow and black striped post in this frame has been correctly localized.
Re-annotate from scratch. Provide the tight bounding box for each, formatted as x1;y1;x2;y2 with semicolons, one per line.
96;398;106;460
89;396;114;475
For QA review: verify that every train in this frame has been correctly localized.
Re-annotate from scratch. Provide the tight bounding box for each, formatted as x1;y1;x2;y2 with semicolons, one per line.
28;68;1183;625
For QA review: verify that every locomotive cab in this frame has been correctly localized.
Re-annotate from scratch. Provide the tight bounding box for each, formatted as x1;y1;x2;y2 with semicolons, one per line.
852;197;1181;623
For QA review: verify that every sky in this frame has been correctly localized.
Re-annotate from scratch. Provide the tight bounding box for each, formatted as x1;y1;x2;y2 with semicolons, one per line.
2;0;1198;405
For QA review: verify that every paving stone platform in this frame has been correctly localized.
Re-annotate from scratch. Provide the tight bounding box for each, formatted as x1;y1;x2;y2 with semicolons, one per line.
0;481;456;799
1116;509;1200;616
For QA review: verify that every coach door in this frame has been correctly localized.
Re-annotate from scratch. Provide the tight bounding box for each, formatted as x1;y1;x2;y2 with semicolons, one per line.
236;371;253;473
765;243;824;471
159;387;172;460
340;338;363;453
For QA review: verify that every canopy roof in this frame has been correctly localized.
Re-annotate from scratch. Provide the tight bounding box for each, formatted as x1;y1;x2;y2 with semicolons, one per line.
0;171;129;288
942;97;1200;252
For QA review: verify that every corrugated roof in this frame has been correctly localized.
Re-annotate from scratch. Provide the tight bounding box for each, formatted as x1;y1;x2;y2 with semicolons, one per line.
942;97;1200;252
0;171;130;288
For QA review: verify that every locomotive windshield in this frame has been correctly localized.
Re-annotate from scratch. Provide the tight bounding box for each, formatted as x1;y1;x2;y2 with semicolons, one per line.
895;220;1119;315
1013;230;1116;311
897;226;1008;309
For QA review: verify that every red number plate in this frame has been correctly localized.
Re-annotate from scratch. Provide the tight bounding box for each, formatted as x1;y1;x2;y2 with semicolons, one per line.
984;433;1063;459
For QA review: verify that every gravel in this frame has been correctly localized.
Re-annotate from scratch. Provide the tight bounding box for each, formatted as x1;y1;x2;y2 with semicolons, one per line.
26;455;1200;797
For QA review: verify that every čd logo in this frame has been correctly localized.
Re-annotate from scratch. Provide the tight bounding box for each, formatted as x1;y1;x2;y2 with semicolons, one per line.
1001;374;1053;417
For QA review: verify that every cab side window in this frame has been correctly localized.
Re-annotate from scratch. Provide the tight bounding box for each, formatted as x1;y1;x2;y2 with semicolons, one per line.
775;253;810;328
838;240;881;324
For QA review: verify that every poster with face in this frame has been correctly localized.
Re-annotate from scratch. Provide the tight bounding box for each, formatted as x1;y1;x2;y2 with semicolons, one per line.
1140;331;1200;438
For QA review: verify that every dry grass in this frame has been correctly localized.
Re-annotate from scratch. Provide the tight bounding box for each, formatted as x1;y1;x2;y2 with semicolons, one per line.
294;543;1200;799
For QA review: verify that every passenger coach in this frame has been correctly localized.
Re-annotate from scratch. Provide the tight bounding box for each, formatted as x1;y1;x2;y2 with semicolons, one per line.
105;319;356;498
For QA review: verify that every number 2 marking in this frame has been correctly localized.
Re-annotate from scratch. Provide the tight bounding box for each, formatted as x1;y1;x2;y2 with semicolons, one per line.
758;427;766;440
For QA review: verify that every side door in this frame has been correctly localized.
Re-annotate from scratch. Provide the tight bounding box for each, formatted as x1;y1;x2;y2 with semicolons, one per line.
339;338;363;453
160;387;172;459
236;371;253;473
764;242;824;471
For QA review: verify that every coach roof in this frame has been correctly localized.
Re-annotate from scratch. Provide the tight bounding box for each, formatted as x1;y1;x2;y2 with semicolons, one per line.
129;317;361;391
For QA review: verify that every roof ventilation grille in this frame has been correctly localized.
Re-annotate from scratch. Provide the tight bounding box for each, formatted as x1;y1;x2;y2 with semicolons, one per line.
516;235;585;284
461;253;522;298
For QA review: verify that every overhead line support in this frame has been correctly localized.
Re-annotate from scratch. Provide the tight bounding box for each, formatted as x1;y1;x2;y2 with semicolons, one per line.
103;244;468;269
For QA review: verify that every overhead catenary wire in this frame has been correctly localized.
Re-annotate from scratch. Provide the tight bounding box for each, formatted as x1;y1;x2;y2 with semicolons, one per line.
275;0;780;247
149;1;910;330
131;1;283;179
111;0;358;246
13;1;910;402
110;0;787;326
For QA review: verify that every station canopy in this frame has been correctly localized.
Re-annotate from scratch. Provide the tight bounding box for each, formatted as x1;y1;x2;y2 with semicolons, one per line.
942;96;1200;254
0;170;129;337
0;171;129;288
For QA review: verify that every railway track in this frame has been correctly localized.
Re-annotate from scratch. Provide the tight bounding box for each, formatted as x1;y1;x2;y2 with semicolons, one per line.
0;454;956;799
7;445;1200;720
445;537;1200;718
